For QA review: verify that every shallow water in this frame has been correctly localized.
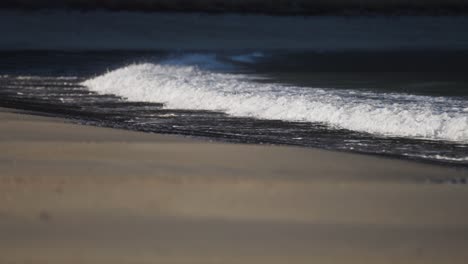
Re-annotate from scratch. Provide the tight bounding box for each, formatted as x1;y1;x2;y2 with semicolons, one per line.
1;50;467;166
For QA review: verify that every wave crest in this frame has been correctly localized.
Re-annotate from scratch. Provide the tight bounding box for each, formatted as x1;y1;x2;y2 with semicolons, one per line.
83;58;468;142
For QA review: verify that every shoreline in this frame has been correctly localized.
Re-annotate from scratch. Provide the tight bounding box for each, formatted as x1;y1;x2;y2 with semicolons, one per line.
2;95;467;168
1;106;467;176
1;106;468;263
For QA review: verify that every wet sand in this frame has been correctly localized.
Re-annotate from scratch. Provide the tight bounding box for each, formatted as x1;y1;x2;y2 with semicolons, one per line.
1;107;468;264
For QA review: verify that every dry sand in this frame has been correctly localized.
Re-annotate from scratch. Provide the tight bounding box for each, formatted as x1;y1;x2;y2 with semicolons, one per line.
1;107;468;264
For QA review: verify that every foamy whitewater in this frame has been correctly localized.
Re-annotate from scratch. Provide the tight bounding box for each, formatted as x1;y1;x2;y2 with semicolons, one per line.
1;11;467;165
83;54;468;143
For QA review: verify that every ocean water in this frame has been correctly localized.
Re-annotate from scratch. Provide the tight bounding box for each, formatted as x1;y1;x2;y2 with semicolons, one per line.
1;12;467;166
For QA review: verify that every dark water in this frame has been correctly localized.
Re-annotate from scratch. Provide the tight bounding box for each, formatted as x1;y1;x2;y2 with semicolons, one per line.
1;50;467;167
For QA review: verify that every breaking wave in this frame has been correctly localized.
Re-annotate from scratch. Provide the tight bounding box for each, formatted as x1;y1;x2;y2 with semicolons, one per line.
83;55;468;142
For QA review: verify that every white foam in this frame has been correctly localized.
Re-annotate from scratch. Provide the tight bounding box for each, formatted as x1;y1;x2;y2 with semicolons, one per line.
405;154;468;162
82;57;468;142
15;76;79;80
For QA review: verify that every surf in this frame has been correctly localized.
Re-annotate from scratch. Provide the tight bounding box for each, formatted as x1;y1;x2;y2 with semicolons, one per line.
82;54;468;143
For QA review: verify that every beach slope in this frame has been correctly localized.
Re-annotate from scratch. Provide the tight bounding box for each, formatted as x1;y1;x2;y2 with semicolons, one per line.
1;107;468;264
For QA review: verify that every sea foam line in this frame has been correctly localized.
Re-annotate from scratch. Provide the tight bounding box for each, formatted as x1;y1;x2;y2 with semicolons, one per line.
82;56;468;142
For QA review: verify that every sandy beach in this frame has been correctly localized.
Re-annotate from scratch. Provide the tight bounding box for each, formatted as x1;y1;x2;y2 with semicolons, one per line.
1;106;468;264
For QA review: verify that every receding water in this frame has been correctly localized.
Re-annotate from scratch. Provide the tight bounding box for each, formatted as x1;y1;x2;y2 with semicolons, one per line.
1;50;467;166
